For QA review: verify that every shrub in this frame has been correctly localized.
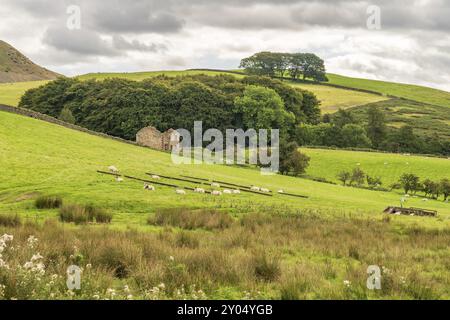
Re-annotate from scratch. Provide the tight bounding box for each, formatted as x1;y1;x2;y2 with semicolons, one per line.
35;195;63;209
0;213;22;227
175;231;199;248
252;252;281;282
59;204;112;224
85;205;112;223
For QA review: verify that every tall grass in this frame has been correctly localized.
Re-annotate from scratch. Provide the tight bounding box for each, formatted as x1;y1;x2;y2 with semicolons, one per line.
0;213;22;227
148;208;233;230
34;195;63;209
59;204;112;224
0;212;449;300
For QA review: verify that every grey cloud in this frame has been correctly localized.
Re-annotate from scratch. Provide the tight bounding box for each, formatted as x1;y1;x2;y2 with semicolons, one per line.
112;35;167;52
43;27;120;56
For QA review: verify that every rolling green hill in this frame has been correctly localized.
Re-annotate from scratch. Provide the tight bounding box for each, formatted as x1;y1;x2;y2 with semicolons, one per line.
327;73;450;108
0;40;60;83
0;80;49;106
1;110;449;228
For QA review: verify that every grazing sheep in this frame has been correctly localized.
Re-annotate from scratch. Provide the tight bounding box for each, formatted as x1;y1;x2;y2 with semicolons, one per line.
108;166;119;173
211;190;222;196
223;189;232;194
278;189;284;194
251;186;260;191
116;177;123;182
194;187;205;193
260;188;270;193
175;189;186;195
211;182;221;188
232;189;241;194
422;198;429;202
144;183;155;191
151;175;161;180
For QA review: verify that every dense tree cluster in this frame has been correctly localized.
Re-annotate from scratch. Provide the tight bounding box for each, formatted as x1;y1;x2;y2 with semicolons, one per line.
240;52;328;82
297;107;450;156
19;74;321;176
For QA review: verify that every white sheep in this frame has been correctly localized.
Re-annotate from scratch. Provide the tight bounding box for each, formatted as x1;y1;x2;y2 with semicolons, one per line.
144;183;155;191
251;186;260;191
278;189;284;194
232;189;241;194
422;198;429;202
211;190;222;196
260;188;270;193
151;175;161;180
108;165;119;173
223;189;232;194
175;189;186;195
116;177;123;182
194;187;205;193
211;182;221;188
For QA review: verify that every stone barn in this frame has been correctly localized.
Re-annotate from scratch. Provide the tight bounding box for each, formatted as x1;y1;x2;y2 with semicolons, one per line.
136;126;180;151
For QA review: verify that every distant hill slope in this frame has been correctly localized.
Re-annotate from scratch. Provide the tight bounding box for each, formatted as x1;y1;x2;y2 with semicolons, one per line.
327;73;450;108
0;40;60;83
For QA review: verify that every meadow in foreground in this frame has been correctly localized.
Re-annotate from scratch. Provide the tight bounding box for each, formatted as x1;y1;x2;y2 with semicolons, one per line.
1;211;449;300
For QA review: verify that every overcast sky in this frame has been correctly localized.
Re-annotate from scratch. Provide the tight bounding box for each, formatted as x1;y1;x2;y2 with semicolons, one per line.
1;0;450;91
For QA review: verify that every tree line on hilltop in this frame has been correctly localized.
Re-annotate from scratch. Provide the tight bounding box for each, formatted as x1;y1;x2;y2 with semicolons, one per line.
240;52;328;82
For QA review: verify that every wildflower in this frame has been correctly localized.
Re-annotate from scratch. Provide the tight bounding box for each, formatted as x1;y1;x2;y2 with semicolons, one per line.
343;280;351;287
1;234;13;242
27;236;38;248
0;259;8;270
31;253;43;262
106;288;116;297
86;263;92;269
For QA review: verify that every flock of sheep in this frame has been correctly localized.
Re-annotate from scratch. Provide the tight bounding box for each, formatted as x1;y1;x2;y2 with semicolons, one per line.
107;165;284;196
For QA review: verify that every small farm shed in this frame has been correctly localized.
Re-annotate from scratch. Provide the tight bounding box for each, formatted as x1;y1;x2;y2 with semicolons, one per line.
383;206;437;217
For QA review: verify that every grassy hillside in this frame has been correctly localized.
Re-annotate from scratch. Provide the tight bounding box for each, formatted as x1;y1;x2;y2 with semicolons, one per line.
0;80;49;106
0;40;60;83
347;98;450;139
328;74;450;108
302;148;450;187
289;82;387;113
1;110;449;228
